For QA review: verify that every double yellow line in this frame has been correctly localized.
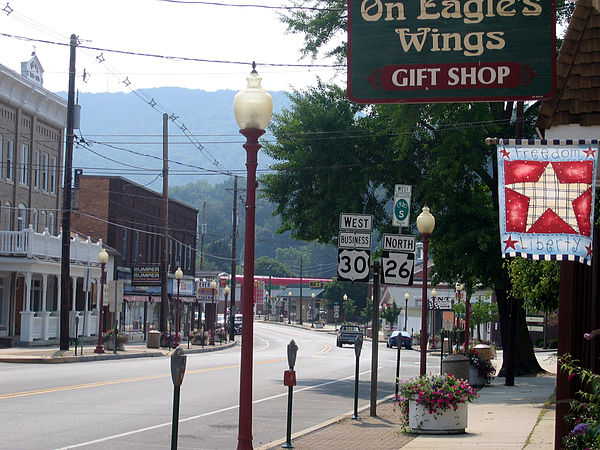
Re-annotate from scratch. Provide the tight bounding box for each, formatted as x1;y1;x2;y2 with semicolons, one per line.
0;342;331;400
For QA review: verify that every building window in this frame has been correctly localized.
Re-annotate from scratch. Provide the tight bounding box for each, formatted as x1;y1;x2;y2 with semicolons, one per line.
19;144;29;186
42;153;48;191
4;202;12;230
17;203;26;231
6;140;13;181
122;230;128;262
32;279;42;312
40;211;46;232
49;156;56;194
135;231;140;263
32;209;38;232
33;150;40;189
48;212;55;235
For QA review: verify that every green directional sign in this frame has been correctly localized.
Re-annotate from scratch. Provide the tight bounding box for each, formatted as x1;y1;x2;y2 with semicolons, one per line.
393;184;411;227
394;198;409;224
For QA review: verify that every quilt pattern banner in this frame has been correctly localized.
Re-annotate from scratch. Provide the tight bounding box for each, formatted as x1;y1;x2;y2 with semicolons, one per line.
498;139;598;265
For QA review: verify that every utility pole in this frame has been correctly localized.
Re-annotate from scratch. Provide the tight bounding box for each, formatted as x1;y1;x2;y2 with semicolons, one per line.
370;261;381;416
200;201;207;270
160;113;169;333
60;34;77;351
229;176;238;340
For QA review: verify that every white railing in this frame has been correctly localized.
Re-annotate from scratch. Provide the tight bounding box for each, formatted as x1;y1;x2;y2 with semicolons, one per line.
0;226;101;262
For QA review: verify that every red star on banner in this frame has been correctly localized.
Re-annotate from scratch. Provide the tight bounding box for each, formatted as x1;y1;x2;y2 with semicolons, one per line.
503;235;518;251
500;148;511;159
584;146;596;158
586;244;593;258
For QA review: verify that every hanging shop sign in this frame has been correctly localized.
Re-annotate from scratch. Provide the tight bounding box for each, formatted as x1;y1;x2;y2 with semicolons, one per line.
347;0;556;103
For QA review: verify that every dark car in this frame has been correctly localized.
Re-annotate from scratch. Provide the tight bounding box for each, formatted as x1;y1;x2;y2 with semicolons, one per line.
387;330;412;349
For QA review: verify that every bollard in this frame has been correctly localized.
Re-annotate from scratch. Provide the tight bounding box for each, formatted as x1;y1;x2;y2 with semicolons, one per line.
170;347;187;450
352;334;363;420
282;339;298;449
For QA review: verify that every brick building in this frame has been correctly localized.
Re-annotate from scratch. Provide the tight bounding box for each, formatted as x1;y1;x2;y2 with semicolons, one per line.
71;174;198;330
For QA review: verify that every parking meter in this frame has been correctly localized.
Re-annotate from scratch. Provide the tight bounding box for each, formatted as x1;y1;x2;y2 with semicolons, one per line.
171;347;187;387
354;334;363;358
283;339;298;448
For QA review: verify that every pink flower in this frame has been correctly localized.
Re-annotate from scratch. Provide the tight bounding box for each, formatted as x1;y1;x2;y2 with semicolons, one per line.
584;333;591;340
568;372;577;381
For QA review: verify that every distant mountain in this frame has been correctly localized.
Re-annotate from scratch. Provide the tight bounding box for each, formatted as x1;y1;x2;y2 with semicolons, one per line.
56;87;289;188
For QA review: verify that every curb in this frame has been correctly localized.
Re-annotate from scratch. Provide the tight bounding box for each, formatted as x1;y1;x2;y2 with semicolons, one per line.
255;393;396;450
0;340;237;364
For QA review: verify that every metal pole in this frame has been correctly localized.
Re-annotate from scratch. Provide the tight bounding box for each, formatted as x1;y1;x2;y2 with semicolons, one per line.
420;235;430;375
282;385;294;448
395;340;401;396
60;34;77;351
370;261;380;417
113;281;118;354
237;128;264;450
229;175;238;341
161;113;169;333
94;262;105;353
299;256;303;325
353;353;360;420
171;385;180;450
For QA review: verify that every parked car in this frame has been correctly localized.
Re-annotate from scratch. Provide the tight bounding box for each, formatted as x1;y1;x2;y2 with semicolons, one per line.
387;330;412;349
336;324;363;347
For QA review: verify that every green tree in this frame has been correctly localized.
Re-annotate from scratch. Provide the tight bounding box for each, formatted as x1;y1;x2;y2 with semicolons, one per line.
470;298;499;340
380;302;402;329
360;298;373;326
321;279;368;312
255;256;292;277
343;296;357;322
507;259;560;314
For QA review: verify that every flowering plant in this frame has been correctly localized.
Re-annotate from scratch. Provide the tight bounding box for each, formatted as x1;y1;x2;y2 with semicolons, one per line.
102;329;128;345
561;352;600;449
468;349;496;383
395;374;478;428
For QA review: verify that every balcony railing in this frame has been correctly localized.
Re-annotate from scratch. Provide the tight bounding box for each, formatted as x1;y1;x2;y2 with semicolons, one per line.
0;226;102;263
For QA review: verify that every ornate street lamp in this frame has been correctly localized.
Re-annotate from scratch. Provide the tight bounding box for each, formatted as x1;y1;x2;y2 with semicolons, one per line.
224;285;231;342
311;292;316;328
173;267;183;348
416;205;435;376
209;279;217;345
404;292;410;332
94;248;108;354
233;62;273;450
343;293;348;324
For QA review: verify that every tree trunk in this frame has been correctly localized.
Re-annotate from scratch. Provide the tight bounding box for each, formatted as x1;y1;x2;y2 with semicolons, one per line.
495;287;544;376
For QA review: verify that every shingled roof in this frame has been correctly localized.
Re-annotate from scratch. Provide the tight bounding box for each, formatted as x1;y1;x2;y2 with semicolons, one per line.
536;0;600;130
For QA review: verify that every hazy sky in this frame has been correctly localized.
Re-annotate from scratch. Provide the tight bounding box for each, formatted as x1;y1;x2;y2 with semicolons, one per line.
0;0;342;94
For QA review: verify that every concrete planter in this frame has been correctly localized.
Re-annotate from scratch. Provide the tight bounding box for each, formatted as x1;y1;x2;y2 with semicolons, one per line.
469;365;488;387
409;397;468;434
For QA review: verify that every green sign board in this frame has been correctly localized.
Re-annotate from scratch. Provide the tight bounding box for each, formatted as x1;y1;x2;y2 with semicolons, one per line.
348;0;556;103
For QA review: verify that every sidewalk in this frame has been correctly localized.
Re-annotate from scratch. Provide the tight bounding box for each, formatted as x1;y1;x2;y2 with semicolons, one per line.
0;339;236;363
259;349;557;450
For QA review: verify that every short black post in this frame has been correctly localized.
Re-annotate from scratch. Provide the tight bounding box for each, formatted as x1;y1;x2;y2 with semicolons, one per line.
74;316;79;356
282;340;298;449
440;330;444;372
395;338;401;396
170;347;187;450
352;334;363;420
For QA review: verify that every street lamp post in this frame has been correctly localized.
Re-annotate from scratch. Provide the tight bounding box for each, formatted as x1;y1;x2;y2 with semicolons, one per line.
288;291;292;324
173;267;183;348
455;282;464;332
94;248;108;354
343;294;348;324
233;62;273;450
209;280;217;345
311;292;315;328
417;205;435;376
431;288;437;349
404;292;409;332
224;285;230;342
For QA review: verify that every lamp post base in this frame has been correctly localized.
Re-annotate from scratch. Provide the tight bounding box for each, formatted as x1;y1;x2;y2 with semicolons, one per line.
94;345;105;354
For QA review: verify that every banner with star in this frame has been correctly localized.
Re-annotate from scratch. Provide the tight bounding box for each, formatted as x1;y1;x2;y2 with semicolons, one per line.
498;139;598;265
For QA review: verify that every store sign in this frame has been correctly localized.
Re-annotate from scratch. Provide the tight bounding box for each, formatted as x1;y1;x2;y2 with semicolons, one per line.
347;0;556;103
131;265;161;286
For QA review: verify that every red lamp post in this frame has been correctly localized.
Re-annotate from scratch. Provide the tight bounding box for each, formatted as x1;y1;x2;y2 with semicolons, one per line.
233;62;273;450
404;292;409;332
173;267;183;348
94;248;108;354
224;285;230;342
209;280;217;345
311;292;315;328
417;205;435;376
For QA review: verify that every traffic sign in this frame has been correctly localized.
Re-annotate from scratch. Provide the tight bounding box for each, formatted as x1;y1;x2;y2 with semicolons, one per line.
333;303;340;319
393;185;411;227
338;231;371;249
339;213;373;232
382;234;416;252
337;248;370;282
380;251;414;286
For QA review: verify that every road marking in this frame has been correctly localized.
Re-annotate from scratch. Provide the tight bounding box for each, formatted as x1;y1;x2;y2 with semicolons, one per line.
0;343;330;401
56;369;372;449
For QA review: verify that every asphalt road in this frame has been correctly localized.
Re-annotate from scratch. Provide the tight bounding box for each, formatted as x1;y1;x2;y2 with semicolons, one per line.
0;322;439;449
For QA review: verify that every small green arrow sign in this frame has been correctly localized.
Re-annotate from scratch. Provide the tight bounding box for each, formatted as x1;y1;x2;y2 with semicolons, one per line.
394;198;409;226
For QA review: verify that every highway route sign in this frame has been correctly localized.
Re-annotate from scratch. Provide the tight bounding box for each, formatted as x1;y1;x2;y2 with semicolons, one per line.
380;251;414;286
338;231;371;249
382;234;416;252
393;185;411;227
337;248;370;282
